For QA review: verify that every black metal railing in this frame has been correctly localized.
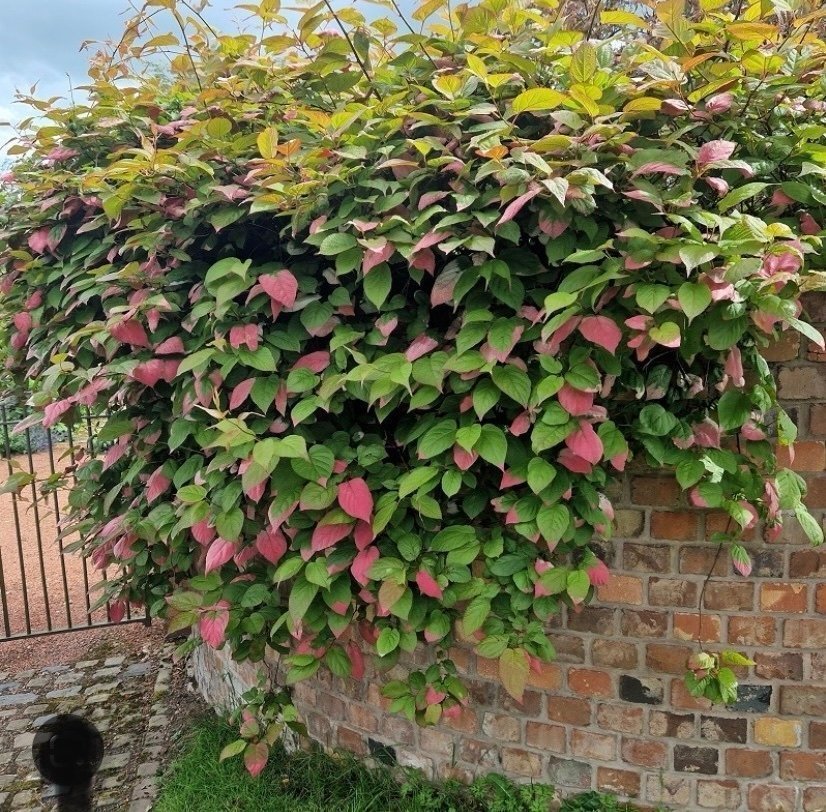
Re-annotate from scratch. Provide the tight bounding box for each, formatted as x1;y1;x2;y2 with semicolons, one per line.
0;402;148;641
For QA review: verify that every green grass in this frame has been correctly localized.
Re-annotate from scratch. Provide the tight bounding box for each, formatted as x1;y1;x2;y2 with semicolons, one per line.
154;713;646;812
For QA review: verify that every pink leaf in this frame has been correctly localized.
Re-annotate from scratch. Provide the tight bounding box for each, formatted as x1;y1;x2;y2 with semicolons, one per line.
244;742;269;778
558;448;593;474
13;312;32;332
704;177;729;196
155;336;185;355
230;378;255;410
351;546;379;586
413;231;450;253
578;316;622;354
43;399;72;428
348;641;365;679
405;334;438;362
338;478;373;523
558;385;595;416
500;470;525;488
430;270;458;307
260;270;298;307
200;604;230;648
354;520;375;550
363;242;394;273
564;421;603;464
147;467;171;503
453;445;477;471
706;92;733;114
418;191;449;210
724;347;744;388
498;186;541;225
192;520;216;546
131;360;165;388
587;559;610;587
311;523;352;553
110;320;150;348
205;538;236;573
256;528;287;564
27;228;51;254
632;162;686;177
108;600;127;623
292;351;330;373
509;411;531;436
416;570;443;599
693;419;721;449
697;139;736;165
425;687;446;705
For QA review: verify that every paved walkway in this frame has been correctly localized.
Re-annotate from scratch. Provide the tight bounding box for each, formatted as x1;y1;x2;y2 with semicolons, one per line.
0;646;174;810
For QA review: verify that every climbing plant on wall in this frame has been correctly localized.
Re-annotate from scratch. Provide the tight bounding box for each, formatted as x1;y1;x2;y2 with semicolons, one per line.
1;0;825;774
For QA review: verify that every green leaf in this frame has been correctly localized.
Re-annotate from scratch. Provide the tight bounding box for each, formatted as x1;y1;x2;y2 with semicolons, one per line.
543;291;578;315
455;424;482;452
219;739;247;761
473;379;501;419
678;282;712;322
566;569;591;604
527;458;556;494
638;404;679;436
512;88;567;115
679;246;716;272
718;182;768;212
536;504;570;543
491;366;531;407
430;525;476;552
796;505;824;545
364;264;392;309
288;577;318;620
177;484;206;504
418;420;458;459
376;627;401;657
636;284;671;314
462;597;491;635
319;232;358;255
717;391;752;432
398;467;440;499
476;425;508;468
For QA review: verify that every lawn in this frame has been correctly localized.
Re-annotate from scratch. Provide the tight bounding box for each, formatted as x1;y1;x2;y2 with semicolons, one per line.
154;713;644;812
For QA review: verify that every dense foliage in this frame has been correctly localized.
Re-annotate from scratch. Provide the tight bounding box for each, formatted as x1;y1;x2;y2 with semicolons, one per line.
1;0;826;772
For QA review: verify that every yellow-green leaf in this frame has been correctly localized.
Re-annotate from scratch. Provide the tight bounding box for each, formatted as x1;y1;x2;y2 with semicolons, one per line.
512;88;567;115
498;648;529;702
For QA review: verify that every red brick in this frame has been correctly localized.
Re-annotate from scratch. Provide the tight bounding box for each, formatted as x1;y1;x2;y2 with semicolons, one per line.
597;574;643;605
776;441;826;472
810;721;826;749
726;748;773;777
621;609;668;638
761;582;808;612
596;767;640;798
680;546;728;575
651;510;699;540
526;663;562;691
548;633;585;663
761;332;800;361
807;476;826;509
755;652;803;680
790;550;826;577
646;643;693;675
476;656;499;680
780;752;826;780
337;726;368;755
673;612;721;643
747;784;797;812
442;707;479;734
631;475;680;506
671;678;712;710
568;668;613;698
648;577;698;608
811;404;826;436
729;615;776;645
597;704;643;735
346;704;379;733
784;619;826;648
501;747;542;778
571;729;616;761
697;779;740;809
817;584;826;614
779;366;826;399
623;542;672;572
447;646;471;673
808;331;826;361
525;721;565;751
621;737;668;767
591;638;638;669
702;580;754;610
547;696;591;726
565;606;616;634
780;686;826;716
754;718;802;747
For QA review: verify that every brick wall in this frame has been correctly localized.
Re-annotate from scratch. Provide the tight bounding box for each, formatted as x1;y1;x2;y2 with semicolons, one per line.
192;293;826;812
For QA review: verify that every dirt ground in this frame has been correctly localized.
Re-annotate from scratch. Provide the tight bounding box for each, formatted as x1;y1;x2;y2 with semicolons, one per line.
0;446;160;671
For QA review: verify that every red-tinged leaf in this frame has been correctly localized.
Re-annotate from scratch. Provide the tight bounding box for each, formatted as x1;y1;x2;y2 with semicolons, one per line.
260;270;298;307
418;191;449;210
416;570;443;599
147;467;171;503
431;268;459;307
558;384;595;416
13;312;31;332
354;520;374;550
587;559;610;586
631;162;686;176
28;227;51;254
292;351;330;373
110;320;150;348
155;336;185;355
413;231;450;253
256;528;287;564
363;242;394;273
338;478;373;522
405;334;438;362
351;546;379;586
411;248;436;274
192;519;216;546
230;378;255;410
697;139;736;165
564;421;604;464
499;648;529;703
131;360;165;387
244;741;269;778
108;599;127;624
453;445;477;471
498;186;541;225
311;523;351;552
205;538;236;573
43;399;72;428
200;602;230;648
509;411;531;436
347;641;365;679
578;316;622;354
558;448;593;474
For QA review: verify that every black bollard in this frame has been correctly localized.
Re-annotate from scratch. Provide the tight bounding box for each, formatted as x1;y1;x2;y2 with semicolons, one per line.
32;714;104;812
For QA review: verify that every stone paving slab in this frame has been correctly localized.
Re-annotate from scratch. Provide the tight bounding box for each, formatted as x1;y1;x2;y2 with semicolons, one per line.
0;646;174;811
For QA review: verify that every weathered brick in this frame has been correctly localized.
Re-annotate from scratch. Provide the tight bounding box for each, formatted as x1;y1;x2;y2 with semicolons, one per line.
673;744;718;774
481;713;521;742
761;582;808;612
497;687;541;717
418;728;455;757
803;786;826;812
747;784;797;812
728;684;772;713
649;710;695;739
596;767;640;798
729;615;776;646
525;721;565;752
646;643;693;675
808;476;826;509
754;718;802;747
755;652;803;680
460;737;502;769
622;737;668;768
751;548;786;577
674;612;721;642
700;715;747;743
780;686;826;716
337;726;368;755
546;756;591;789
596;703;643;735
780;752;826;781
784;618;826;648
703;581;754;611
761;332;800;362
817;583;826;614
649;577;698;607
570;729;616;761
725;748;773;778
697;779;741;809
548;633;585;664
442;707;479;734
647;775;692;807
802;292;826;321
680;546;729;575
565;606;616;634
501;747;542;778
568;669;613;698
811;404;826;436
779;366;826;399
621;609;668;638
614;509;645;537
775;441;826;472
547;697;591;726
812;722;826;749
596;575;643;605
652;511;699;540
591;639;637;669
346;704;379;733
631;475;680;506
623;543;671;572
791;550;826;577
526;663;562;691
